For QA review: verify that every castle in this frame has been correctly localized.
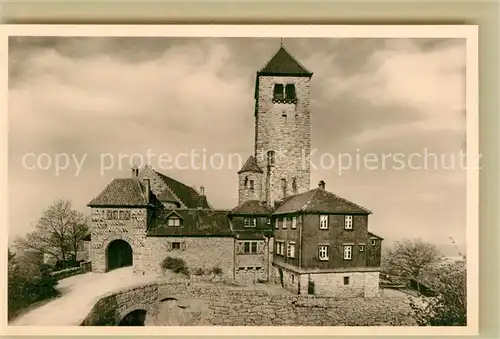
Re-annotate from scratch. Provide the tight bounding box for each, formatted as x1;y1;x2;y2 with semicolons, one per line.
87;44;383;297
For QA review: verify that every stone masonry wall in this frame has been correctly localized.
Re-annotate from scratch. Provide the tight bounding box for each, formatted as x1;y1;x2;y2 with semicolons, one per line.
90;208;148;273
255;76;311;206
81;280;416;326
140;237;235;280
271;268;380;297
308;272;366;298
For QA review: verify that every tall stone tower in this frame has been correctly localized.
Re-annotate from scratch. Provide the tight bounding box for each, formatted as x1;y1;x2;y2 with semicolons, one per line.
253;44;313;207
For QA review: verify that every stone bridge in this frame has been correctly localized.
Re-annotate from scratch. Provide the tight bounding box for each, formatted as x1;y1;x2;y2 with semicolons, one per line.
81;280;417;326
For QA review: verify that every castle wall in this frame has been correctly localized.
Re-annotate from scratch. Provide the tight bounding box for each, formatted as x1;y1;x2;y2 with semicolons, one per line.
140;237;235;280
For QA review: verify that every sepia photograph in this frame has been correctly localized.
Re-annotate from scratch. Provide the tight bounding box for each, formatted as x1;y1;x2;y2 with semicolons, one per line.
1;25;478;335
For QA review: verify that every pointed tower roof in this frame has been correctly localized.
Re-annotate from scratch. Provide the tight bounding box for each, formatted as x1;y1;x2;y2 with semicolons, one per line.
257;45;312;77
238;156;263;174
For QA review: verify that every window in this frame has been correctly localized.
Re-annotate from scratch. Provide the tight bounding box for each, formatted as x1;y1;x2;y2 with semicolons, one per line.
276;241;285;255
244;176;248;187
343;245;353;260
249;180;254;192
244;218;257;227
287;242;295;258
172;242;181;250
359;245;365;252
282;217;288;229
371;239;377;246
273;83;297;101
267;150;275;167
343;276;350;285
243;241;258;254
344;215;353;229
319;215;328;229
281;178;287;197
275;218;279;229
292;178;298;193
291;274;295;283
285;84;296;100
319;246;329;261
167;216;181;227
273;84;284;100
267;217;271;225
291;216;297;229
256;267;262;271
107;210;130;220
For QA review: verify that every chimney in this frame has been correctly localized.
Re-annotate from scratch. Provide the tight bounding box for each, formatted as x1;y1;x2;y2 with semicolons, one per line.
143;179;151;203
318;180;326;190
131;166;138;178
200;186;205;196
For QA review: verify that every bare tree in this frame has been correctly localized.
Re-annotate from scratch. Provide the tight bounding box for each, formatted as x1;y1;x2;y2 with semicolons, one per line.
14;199;88;269
382;238;442;295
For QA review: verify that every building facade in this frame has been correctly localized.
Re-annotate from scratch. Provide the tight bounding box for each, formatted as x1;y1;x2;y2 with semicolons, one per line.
86;44;383;297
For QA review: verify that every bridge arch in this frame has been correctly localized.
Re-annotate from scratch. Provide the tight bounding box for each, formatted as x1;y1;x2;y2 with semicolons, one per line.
116;303;152;326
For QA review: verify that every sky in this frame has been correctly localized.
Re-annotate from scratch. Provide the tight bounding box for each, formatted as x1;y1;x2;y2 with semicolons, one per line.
8;37;467;255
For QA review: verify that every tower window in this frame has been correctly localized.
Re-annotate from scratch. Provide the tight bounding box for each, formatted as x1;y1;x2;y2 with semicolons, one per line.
273;84;284;100
292;177;297;193
249;180;254;192
285;84;296;99
244;176;248;187
273;83;297;102
281;178;287;198
267;150;275;167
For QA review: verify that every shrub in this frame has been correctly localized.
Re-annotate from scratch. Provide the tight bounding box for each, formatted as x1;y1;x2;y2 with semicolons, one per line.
409;259;466;326
192;267;205;276
211;266;223;276
8;252;59;320
161;257;189;277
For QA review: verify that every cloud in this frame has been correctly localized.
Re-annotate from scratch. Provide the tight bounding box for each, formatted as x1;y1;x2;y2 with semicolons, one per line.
310;39;466;146
7;37;467;252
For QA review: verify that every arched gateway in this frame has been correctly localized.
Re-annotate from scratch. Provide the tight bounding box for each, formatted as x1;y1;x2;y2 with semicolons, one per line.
106;239;133;271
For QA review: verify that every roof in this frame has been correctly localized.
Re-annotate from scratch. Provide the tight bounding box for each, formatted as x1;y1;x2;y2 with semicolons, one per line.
368;232;384;240
258;46;312;77
87;178;154;207
230;200;272;215
147;209;233;237
273;188;372;215
154;171;211;209
156;188;180;204
238;156;263;174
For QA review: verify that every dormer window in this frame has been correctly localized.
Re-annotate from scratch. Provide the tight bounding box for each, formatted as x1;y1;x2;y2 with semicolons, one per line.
244;218;257;228
273;83;297;103
167;216;181;227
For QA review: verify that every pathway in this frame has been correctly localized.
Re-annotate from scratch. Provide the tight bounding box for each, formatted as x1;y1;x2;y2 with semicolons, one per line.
10;267;161;326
